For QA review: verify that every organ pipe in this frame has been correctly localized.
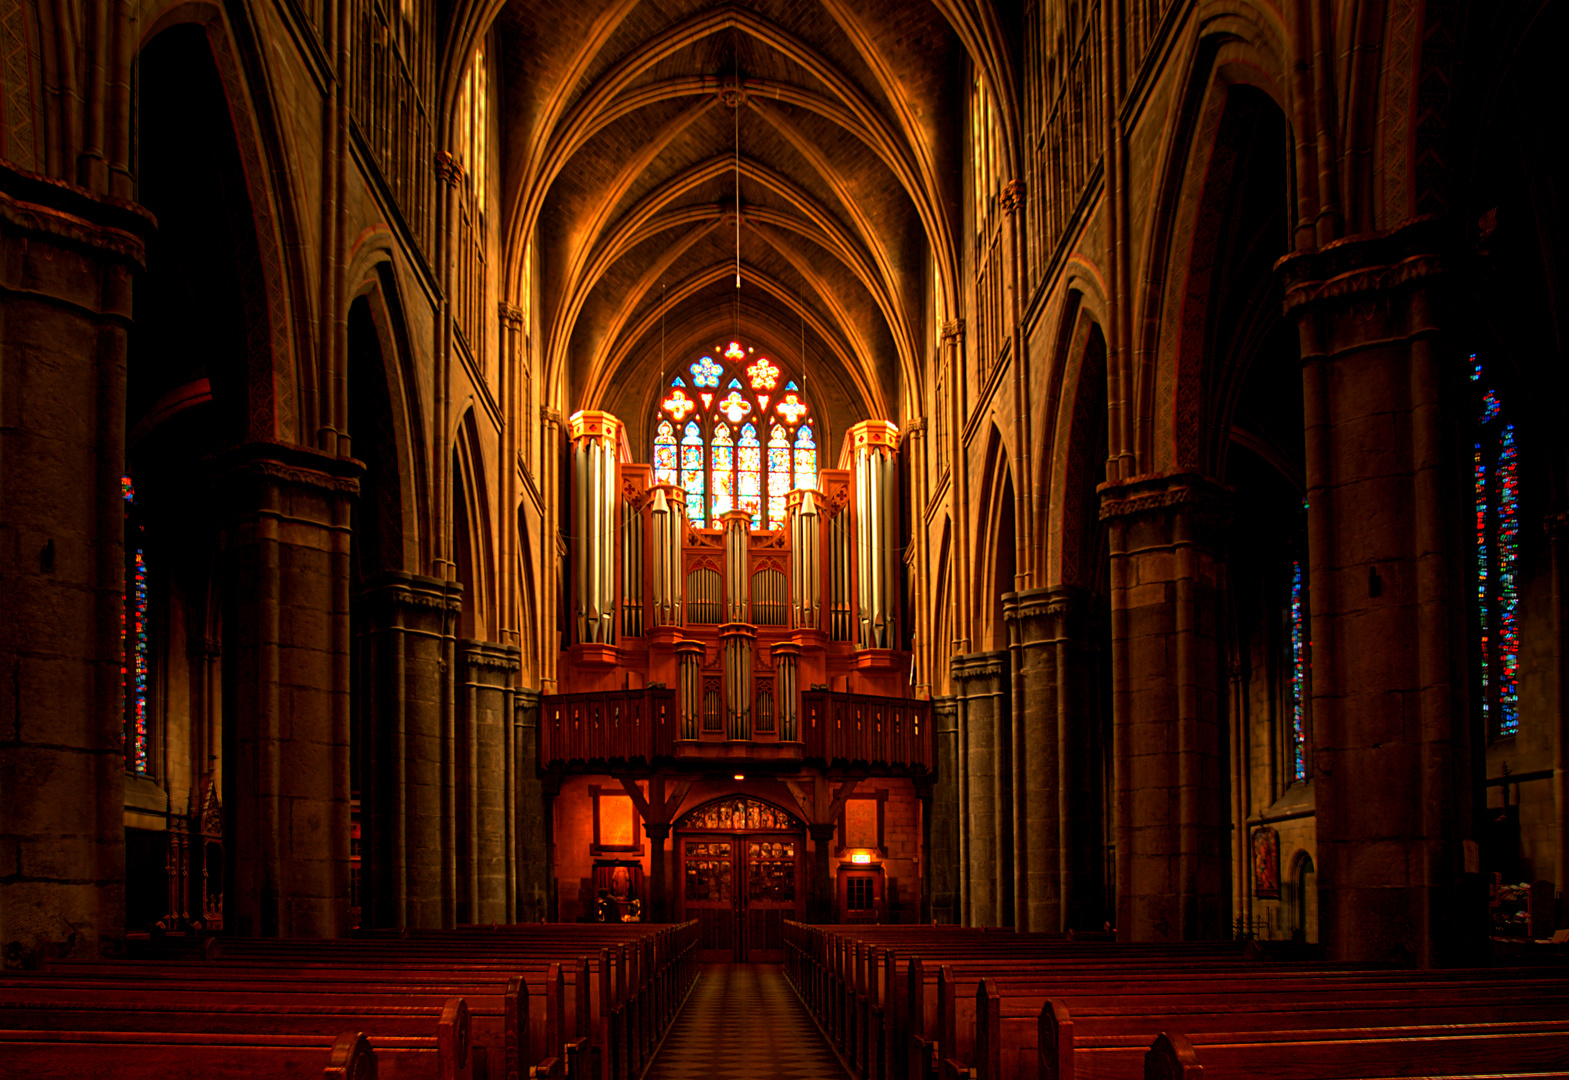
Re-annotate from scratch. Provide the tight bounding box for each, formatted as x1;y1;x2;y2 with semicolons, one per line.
788;489;821;629
721;510;751;624
850;420;900;649
675;640;703;740
569;410;623;645
772;641;802;742
651;484;686;627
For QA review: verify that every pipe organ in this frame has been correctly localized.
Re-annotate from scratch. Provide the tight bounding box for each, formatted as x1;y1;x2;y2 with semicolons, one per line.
556;409;913;753
569;411;621;646
850;420;900;649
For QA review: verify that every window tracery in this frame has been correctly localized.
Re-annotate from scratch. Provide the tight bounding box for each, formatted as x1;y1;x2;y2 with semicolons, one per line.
652;341;817;529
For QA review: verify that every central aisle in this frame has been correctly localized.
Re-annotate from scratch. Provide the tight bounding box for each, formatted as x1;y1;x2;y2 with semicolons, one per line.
642;963;851;1080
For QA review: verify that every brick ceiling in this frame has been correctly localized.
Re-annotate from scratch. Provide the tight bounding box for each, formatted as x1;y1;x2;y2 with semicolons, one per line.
493;0;964;446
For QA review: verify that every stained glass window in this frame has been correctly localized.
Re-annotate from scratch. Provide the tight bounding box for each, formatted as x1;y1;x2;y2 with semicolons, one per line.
1289;559;1307;783
738;423;762;526
1474;357;1520;737
654;420;677;485
650;341;817;528
767;425;791;529
682;421;706;526
794;425;817;491
711;422;735;515
122;476;149;775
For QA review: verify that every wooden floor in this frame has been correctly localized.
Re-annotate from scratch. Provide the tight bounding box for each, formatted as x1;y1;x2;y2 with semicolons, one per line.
642;964;850;1080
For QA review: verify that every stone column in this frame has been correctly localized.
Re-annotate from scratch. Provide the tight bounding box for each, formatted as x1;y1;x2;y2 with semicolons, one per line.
514;688;549;923
928;696;961;924
0;168;150;960
952;651;1010;927
356;572;462;929
1101;473;1229;942
1279;221;1478;965
216;444;361;938
458;640;521;924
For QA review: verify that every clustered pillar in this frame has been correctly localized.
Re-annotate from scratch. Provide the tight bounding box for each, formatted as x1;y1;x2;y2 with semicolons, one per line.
1101;473;1230;943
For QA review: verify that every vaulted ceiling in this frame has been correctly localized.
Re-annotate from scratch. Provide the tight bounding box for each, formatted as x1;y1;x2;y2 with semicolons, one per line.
491;0;966;451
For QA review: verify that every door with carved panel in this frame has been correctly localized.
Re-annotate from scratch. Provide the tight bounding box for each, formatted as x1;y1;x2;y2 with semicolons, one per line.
681;837;735;962
677;795;805;961
740;836;798;962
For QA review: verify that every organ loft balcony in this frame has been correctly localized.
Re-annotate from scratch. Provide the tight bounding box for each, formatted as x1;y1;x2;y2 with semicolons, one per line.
546;409;926;776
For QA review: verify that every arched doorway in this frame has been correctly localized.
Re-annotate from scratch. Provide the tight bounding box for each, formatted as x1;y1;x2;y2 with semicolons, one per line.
676;796;804;962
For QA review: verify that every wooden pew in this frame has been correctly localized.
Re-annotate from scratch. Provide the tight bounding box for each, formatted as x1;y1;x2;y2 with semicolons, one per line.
1141;1025;1569;1080
0;1008;469;1080
7;921;698;1080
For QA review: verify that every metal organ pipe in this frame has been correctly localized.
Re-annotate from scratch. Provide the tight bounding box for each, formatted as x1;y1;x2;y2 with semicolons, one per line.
569;410;624;645
790;490;821;629
850;420;900;650
651;484;686;627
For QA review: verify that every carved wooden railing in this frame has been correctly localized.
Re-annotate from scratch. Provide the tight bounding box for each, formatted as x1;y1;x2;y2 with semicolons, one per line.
800;690;933;772
538;687;933;773
539;688;678;767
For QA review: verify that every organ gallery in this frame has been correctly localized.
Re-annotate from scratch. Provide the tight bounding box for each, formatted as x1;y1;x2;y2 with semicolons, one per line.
2;3;1568;1073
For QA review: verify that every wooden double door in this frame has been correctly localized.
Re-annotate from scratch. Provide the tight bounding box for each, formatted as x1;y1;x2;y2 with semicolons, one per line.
680;832;802;962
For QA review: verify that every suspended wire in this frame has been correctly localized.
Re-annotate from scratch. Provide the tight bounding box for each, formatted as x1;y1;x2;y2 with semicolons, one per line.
735;94;741;291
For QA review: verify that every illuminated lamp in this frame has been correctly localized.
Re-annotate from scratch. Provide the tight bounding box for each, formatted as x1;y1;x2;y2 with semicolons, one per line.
733;774;746;781
850;850;872;865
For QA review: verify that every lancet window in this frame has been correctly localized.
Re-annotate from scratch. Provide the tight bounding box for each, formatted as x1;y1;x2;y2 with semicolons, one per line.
1473;357;1521;738
653;341;817;529
122;476;150;775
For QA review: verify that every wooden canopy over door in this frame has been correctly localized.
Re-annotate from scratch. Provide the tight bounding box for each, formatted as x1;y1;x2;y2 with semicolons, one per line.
677;795;804;962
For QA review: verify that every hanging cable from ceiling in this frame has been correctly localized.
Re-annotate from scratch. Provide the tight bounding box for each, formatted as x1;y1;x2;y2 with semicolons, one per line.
735;89;741;291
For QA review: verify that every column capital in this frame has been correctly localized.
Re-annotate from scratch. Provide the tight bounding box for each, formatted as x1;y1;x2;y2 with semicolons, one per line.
434;150;464;187
941;319;966;345
643;821;672;841
807;822;838;842
1097;470;1229;523
1002;180;1027;214
498;300;525;326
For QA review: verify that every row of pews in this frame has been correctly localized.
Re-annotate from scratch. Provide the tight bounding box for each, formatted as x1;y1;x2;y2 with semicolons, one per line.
0;921;698;1080
784;922;1569;1080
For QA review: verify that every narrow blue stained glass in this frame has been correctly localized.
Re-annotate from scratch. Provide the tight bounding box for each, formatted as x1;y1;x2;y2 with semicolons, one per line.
1497;423;1520;734
1473;355;1520;738
728;377;742;388
1290;560;1307;783
122;476;148;775
785;380;799;390
672;375;686;386
681;421;705;526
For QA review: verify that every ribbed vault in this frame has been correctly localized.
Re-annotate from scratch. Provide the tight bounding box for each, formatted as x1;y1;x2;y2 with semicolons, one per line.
487;0;966;438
